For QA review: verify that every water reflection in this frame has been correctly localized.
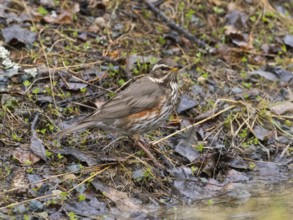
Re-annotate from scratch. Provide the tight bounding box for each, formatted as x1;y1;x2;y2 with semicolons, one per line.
165;179;293;220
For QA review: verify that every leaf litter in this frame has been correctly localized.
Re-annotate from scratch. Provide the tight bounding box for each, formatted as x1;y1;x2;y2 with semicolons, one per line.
0;0;293;219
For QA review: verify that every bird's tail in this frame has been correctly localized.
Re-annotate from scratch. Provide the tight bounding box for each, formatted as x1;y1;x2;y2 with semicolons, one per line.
53;120;97;138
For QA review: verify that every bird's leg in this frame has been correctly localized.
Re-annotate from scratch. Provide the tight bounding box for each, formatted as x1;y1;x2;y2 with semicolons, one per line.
132;134;164;169
102;136;124;151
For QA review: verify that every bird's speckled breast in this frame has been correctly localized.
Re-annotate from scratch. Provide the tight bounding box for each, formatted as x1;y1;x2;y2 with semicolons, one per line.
125;82;178;135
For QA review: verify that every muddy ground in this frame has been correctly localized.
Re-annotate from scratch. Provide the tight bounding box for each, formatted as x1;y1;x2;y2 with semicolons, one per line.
0;0;293;219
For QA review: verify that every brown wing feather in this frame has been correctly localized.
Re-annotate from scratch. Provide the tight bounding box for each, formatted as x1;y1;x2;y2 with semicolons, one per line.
89;76;163;119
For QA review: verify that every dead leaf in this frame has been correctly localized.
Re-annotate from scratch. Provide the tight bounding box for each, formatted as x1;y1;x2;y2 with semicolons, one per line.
261;44;281;54
9;167;29;193
2;25;37;46
108;50;120;59
273;67;293;82
249;70;279;81
176;94;197;114
44;11;72;24
253;125;272;141
80;0;106;17
249;66;293;83
209;0;223;6
88;24;100;33
63;173;78;181
65;197;106;217
224;26;252;49
91;179;146;213
170;167;203;200
57;147;98;166
174;136;199;162
284;35;293;48
231;33;251;49
207;14;217;27
27;174;44;189
225;10;248;28
30;130;47;162
65;82;87;91
40;0;56;8
224;25;240;35
13;148;41;165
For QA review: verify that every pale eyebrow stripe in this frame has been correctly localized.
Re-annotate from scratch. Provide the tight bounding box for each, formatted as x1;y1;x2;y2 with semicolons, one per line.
152;64;169;71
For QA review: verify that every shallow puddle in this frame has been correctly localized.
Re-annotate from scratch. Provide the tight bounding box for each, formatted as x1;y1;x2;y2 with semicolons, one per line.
164;179;293;220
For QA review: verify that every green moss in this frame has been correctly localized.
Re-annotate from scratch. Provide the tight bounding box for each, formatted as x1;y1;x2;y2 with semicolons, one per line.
37;6;48;16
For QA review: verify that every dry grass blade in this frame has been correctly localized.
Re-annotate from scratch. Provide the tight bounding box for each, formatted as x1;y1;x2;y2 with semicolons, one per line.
151;105;236;145
67;166;109;193
270;118;293;138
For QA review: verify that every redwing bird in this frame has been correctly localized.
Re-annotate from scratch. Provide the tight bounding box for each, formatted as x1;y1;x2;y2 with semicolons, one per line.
55;58;181;166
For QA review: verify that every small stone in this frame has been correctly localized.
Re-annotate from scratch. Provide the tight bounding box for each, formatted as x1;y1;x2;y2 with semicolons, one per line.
29;200;44;212
231;87;243;94
67;163;81;172
13;204;26;214
132;169;144;181
197;76;207;84
94;17;106;28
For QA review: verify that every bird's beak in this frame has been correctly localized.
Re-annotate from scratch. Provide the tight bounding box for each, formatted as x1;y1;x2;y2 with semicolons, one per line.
171;67;179;72
171;64;183;72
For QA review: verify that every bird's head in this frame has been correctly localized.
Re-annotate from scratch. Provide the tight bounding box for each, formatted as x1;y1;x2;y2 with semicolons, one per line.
148;58;182;84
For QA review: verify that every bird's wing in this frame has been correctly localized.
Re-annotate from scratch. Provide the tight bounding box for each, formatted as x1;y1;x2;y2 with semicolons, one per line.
54;77;163;138
89;77;164;119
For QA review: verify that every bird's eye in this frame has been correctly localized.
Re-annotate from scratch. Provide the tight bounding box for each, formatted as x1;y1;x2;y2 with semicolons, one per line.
161;66;170;71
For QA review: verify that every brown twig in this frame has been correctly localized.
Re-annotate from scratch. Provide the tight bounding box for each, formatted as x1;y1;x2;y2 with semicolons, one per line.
143;0;213;51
